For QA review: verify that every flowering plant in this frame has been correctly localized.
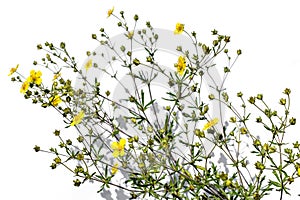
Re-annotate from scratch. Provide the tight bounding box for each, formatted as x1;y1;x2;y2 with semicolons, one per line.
9;8;300;200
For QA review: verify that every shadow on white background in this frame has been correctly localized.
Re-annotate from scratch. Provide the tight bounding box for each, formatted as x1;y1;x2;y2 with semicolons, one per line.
1;0;300;199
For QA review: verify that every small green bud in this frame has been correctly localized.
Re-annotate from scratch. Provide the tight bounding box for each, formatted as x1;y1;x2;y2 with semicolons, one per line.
128;137;134;143
131;118;136;124
77;153;84;160
165;106;171;111
147;126;153;133
178;104;184;111
237;49;242;55
253;139;261;146
60;42;65;49
190;85;197;92
53;130;60;136
257;94;263;100
222;92;229;102
211;29;218;35
237;92;243;97
133;58;140;66
199;70;204;76
129;96;135;102
134;14;139;21
33;145;40;152
254;161;265;170
146;21;151;27
92;34;97;39
279;98;286;105
59;142;65;148
248;96;256;104
117;22;122;27
120;45;126;52
77;136;84;143
54;157;61;164
134;136;139;142
240;127;247;134
284;88;291;95
146;56;152;62
213;40;218;46
37;44;42;50
73;179;81;187
289;117;296;125
293;141;300;148
208;94;215;100
224;49;228;53
224;67;230;73
50;163;57;169
224;36;230;43
229;117;236;123
66;139;72;145
194;129;205;138
99;28;104;32
256;117;262;123
147;139;154;145
202;44;210;54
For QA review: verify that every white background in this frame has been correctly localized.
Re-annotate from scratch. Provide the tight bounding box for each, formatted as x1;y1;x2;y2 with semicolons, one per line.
1;0;300;199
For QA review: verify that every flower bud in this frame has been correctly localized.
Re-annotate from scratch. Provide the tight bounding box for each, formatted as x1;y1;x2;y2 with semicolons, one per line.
92;34;97;39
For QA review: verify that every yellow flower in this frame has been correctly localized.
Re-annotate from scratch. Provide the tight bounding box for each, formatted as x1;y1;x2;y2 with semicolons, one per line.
225;179;232;187
84;59;93;71
111;138;126;158
53;73;61;81
203;118;219;131
28;70;42;85
49;95;62;107
175;56;186;76
127;31;134;39
20;81;29;93
8;64;19;76
71;110;85;126
174;23;184;34
107;6;114;17
298;167;300;176
111;163;118;174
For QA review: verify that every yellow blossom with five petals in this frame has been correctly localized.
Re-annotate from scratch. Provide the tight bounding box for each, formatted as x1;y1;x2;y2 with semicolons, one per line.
71;110;85;126
111;138;126;158
203;118;219;131
174;23;184;34
107;6;114;17
8;64;19;76
111;163;119;174
28;70;42;85
53;73;61;81
84;59;93;71
49;95;62;107
175;56;186;76
20;81;29;93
